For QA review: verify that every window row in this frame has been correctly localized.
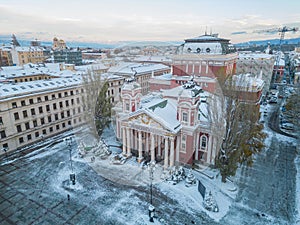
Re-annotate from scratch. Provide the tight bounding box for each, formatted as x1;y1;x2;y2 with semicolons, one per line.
18;118;82;144
11;89;83;108
14;100;81;120
15;108;82;132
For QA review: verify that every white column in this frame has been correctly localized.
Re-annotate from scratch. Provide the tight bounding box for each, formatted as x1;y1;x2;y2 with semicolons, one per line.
170;137;175;167
207;135;213;164
195;132;199;160
146;133;149;154
126;127;131;157
138;131;143;162
164;137;169;169
151;133;155;163
157;136;161;157
206;61;208;74
175;136;180;162
122;127;126;155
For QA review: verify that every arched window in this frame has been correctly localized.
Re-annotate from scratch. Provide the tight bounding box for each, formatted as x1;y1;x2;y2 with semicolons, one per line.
200;135;207;150
197;48;201;53
187;48;192;53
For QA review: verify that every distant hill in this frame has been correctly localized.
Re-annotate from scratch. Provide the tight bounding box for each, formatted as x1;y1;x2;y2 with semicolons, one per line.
0;36;116;49
235;37;300;48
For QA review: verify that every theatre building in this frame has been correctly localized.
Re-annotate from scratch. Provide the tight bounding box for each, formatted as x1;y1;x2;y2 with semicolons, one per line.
114;78;219;168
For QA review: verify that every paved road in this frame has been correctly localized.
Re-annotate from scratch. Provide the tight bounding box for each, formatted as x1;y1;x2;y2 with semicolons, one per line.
0;132;215;225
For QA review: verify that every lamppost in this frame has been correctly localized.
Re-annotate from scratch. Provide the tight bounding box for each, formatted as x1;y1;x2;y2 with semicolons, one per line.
148;161;156;222
64;137;75;185
2;147;8;160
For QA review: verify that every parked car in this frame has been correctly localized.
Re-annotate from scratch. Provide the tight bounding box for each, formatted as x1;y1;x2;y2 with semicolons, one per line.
280;123;294;130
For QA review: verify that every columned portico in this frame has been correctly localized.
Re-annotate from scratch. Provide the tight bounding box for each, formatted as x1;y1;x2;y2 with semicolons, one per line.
150;133;155;163
122;127;126;155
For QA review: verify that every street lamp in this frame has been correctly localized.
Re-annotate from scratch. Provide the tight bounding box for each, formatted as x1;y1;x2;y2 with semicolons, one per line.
148;161;156;222
64;137;75;185
2;147;8;160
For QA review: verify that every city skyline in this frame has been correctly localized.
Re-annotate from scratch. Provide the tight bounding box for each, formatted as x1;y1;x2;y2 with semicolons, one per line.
0;0;300;44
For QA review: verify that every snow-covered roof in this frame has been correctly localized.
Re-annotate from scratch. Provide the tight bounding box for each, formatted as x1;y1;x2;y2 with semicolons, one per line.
133;55;172;63
163;81;203;99
238;52;274;60
14;46;44;52
230;73;264;92
0;63;82;79
0;76;83;100
132;95;181;133
75;63;108;71
108;62;170;75
185;34;230;43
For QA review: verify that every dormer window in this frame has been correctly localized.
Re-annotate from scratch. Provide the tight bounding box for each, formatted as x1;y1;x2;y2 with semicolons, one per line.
206;48;211;53
197;48;201;53
187;48;192;53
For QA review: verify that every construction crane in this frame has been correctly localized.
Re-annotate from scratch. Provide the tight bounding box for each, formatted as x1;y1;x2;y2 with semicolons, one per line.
254;26;299;84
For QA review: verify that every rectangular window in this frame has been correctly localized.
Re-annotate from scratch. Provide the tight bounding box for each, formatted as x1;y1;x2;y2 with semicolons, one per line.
59;102;63;108
55;114;59;120
35;132;39;138
67;110;70;117
73;118;77;124
14;112;20;120
62;122;66;128
64;91;68;97
25;122;30;130
70;90;74;95
71;99;74;105
56;124;60;130
65;100;69;107
78;107;81;113
0;116;3;124
27;134;32;140
19;137;24;144
58;93;62;98
31;108;36;116
52;94;56;99
53;103;57;110
40;118;45;125
12;102;17;108
48;115;52;123
61;112;65;119
21;100;26;106
49;127;53;132
46;105;50;112
16;125;22;133
0;130;6;139
76;97;80;104
23;110;28;118
39;106;43;114
182;112;188;122
29;99;34;104
37;97;42;103
68;120;71;126
42;129;47;135
44;96;49;101
33;120;37;127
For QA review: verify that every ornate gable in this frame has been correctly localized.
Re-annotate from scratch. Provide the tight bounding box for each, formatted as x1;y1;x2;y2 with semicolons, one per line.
129;113;163;130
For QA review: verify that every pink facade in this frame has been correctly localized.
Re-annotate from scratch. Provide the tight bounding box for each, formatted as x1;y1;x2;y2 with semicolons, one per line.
114;79;218;168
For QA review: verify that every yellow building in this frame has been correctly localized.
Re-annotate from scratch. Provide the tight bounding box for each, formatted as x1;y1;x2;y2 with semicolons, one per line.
52;37;67;50
0;46;13;66
11;46;46;66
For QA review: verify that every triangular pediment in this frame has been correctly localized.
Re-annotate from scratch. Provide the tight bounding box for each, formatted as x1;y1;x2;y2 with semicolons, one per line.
129;112;164;130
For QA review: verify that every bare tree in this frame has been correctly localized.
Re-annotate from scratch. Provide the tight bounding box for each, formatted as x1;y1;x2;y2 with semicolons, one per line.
81;69;112;138
214;75;266;182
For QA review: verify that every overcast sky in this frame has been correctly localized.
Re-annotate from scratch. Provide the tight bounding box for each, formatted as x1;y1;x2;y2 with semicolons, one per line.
0;0;299;44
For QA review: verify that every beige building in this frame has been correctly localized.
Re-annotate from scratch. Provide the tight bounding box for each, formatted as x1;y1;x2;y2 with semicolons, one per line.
108;62;171;95
0;46;13;66
0;72;124;154
11;46;46;66
236;52;275;92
